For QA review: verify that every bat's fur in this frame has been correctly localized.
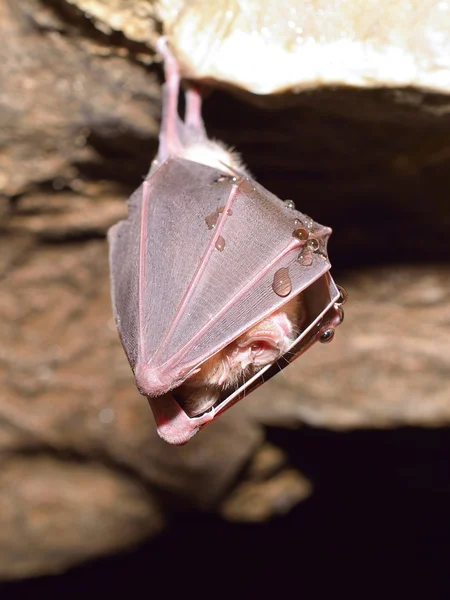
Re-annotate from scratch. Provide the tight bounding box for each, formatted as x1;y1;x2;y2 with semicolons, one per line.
181;138;248;178
177;295;304;417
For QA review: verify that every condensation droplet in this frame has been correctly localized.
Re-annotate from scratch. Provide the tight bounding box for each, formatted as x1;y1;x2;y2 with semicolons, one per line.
303;215;314;231
293;218;302;226
298;249;313;266
307;238;320;251
205;205;233;230
215;236;226;251
319;329;335;343
283;199;296;209
293;228;309;241
336;285;348;305
272;267;292;297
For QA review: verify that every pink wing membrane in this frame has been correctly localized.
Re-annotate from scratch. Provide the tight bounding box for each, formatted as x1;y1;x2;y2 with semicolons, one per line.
110;157;333;396
164;181;330;367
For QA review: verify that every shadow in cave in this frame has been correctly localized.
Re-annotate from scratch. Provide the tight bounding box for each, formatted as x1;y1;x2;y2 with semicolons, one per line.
3;426;450;599
73;83;450;269
203;88;450;270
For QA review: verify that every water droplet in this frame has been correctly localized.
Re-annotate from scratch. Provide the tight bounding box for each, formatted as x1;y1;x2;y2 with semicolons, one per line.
303;215;314;231
319;329;335;343
336;285;348;305
307;237;319;251
272;267;292;297
293;218;302;226
205;205;233;230
283;199;296;209
337;306;345;323
293;228;309;241
298;248;313;266
215;236;225;251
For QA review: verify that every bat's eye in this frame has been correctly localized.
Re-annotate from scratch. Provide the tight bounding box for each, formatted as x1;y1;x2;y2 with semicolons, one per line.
250;341;271;356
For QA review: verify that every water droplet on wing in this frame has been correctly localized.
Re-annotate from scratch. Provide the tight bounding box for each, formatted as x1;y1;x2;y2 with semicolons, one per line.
272;267;292;297
307;237;319;251
215;236;226;251
298;248;313;266
319;329;335;343
293;228;309;241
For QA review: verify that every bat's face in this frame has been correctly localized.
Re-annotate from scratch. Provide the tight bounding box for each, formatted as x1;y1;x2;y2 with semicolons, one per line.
176;296;303;417
107;39;345;445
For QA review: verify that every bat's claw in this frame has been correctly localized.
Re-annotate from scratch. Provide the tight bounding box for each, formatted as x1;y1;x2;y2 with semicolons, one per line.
148;394;215;446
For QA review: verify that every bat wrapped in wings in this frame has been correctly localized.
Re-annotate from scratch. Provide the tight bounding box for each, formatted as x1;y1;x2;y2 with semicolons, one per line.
108;39;346;445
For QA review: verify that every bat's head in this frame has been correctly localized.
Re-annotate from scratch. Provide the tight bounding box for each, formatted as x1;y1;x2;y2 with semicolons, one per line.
109;158;345;445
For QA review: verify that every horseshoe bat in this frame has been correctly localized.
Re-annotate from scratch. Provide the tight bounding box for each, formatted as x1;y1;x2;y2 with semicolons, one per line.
108;39;345;445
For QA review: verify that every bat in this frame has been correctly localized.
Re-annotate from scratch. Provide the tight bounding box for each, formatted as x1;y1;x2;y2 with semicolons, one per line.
108;38;345;445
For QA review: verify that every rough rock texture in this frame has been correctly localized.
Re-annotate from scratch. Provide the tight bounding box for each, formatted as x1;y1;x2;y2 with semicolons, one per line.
1;0;450;581
158;0;450;93
0;455;163;579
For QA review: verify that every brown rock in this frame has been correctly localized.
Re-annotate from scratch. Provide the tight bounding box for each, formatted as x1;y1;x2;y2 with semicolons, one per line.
0;455;164;580
220;442;313;522
220;469;313;522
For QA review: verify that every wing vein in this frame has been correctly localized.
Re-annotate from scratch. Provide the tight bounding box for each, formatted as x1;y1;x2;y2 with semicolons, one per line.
151;182;240;366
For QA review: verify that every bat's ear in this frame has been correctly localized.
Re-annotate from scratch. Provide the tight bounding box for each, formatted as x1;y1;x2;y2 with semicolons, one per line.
228;316;294;373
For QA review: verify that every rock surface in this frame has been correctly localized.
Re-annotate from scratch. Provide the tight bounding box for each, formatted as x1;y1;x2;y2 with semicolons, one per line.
158;0;450;93
1;0;449;581
0;455;164;579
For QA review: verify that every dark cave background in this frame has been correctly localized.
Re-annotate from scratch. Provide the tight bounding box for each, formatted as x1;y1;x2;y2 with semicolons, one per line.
3;425;450;599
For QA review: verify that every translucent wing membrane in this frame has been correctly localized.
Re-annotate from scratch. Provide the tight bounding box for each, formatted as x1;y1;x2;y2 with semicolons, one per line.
110;158;334;394
109;157;343;444
108;38;345;444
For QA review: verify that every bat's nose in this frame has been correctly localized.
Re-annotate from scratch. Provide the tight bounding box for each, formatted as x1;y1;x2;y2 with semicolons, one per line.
147;394;215;446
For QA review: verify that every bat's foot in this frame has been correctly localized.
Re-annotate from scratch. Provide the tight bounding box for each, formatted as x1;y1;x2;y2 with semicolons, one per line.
148;394;215;445
155;36;179;79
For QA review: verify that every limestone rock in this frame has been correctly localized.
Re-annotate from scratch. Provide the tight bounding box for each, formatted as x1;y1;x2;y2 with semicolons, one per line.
0;455;164;580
